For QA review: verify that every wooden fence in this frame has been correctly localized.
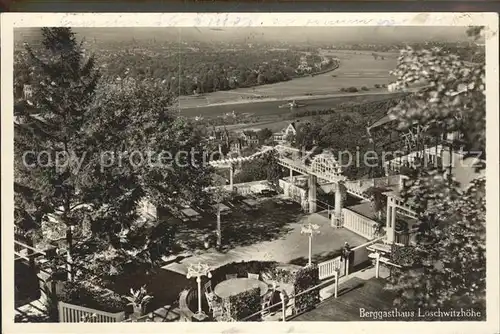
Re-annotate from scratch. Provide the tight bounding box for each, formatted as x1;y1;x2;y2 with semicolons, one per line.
318;256;344;280
58;301;125;323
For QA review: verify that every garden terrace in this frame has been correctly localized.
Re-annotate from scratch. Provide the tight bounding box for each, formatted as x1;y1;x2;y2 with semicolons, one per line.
291;277;396;321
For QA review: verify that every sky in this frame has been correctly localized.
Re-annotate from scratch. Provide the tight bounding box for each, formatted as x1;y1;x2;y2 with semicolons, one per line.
15;26;472;45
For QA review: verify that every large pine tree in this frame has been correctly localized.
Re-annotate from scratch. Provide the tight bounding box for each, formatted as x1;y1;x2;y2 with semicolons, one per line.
15;28;105;278
14;28;214;281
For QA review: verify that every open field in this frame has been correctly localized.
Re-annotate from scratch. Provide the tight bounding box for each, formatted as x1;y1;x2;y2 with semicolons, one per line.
178;51;398;109
180;92;397;120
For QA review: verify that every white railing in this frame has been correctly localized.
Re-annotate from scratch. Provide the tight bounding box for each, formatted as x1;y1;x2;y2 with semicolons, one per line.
278;157;309;175
318;256;344;280
317;237;384;280
342;208;378;240
227;184;252;195
373;175;401;188
385;146;446;171
350;237;386;269
58;301;125;323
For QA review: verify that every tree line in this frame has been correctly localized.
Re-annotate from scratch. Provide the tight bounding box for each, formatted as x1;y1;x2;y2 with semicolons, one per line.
14;44;337;98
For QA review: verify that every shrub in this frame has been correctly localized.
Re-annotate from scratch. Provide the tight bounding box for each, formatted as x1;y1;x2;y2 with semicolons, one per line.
293;265;320;314
345;87;358;93
361;86;369;91
374;84;381;88
228;287;261;321
59;281;127;313
390;244;417;268
267;267;297;284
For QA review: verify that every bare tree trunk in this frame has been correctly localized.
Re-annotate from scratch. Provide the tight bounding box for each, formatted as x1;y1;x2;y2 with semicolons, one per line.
66;225;73;281
216;206;222;248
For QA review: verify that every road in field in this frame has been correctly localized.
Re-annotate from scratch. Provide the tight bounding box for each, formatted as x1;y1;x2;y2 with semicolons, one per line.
178;51;399;109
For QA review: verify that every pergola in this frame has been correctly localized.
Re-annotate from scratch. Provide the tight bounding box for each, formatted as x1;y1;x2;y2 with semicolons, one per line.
14;240;46;262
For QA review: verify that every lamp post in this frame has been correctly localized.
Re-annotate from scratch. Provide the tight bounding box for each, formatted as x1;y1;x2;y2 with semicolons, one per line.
279;291;286;322
301;222;320;266
374;252;381;278
334;267;340;298
186;262;212;321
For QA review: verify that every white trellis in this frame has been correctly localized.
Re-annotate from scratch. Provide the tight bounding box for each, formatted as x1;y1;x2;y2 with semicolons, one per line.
310;153;344;181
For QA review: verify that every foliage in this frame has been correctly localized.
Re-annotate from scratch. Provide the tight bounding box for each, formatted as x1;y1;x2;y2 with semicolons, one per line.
340;86;358;93
59;281;127;313
363;186;388;235
390;244;417;268
388;47;485;152
14;27;106;279
387;179;486;311
293;265;320;313
125;285;153;314
233;151;284;185
228;287;262;321
265;151;285;187
291;97;408;179
364;186;387;213
267;267;297;285
385;42;486;311
14;28;213;281
257;128;273;144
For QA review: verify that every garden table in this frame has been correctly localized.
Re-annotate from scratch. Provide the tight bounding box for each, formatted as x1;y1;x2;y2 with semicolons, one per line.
214;278;268;299
181;208;200;218
213;203;230;213
366;243;391;254
242;198;258;207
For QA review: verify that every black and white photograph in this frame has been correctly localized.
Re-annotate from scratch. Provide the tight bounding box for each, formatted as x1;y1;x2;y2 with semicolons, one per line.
1;12;498;333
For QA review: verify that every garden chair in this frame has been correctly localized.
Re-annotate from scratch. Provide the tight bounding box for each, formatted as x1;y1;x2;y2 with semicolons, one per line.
225;274;237;280
211;302;224;318
261;293;272;316
247;273;260;280
205;291;215;311
204;281;213;294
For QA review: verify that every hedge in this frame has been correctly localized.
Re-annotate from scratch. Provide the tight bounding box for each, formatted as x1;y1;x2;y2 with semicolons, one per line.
228;287;262;321
293;265;320;314
59;281;127;313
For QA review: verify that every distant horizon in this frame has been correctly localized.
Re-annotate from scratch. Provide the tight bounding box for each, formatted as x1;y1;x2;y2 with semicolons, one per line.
14;26;476;45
